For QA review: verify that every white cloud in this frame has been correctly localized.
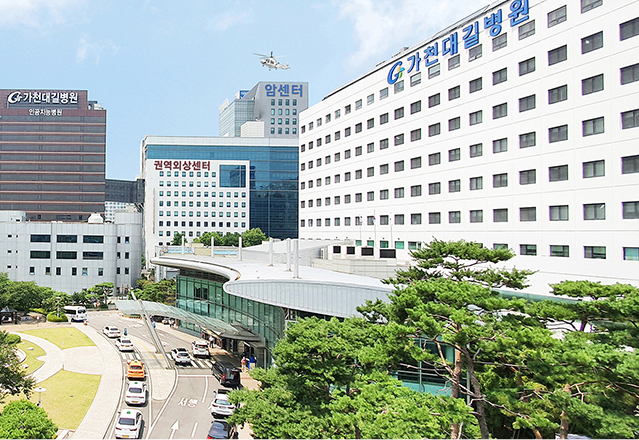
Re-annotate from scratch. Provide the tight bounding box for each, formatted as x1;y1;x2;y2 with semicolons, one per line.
0;0;82;28
76;34;119;65
208;11;250;32
335;0;488;70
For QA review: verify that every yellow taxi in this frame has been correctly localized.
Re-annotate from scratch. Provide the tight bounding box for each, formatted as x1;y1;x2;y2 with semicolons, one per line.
126;360;145;380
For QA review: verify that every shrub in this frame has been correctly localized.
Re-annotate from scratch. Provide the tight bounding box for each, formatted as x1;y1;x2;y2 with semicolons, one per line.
46;312;68;323
5;333;21;345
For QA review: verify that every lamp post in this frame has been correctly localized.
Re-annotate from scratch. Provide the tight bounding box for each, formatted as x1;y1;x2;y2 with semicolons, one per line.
34;386;46;407
56;297;60;318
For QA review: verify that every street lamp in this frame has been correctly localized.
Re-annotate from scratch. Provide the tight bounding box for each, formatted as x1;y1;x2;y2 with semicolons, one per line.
34;386;46;407
56;297;60;318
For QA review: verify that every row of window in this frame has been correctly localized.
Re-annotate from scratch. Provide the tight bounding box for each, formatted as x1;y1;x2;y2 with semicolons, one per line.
25;266;130;276
270;108;298;116
159;201;246;208
300;155;639;194
29;234;131;244
270;117;297;125
301;10;637;136
158;171;215;178
28;250;130;259
301;202;639;226
158;211;246;218
270;98;298;107
157;191;246;198
157;223;246;238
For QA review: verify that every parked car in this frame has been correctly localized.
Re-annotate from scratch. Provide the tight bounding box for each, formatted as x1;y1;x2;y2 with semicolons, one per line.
125;381;147;406
115;337;134;352
103;326;120;338
207;420;237;439
191;340;210;357
127;360;145;380
211;362;241;388
170;347;191;365
114;409;143;439
209;389;235;417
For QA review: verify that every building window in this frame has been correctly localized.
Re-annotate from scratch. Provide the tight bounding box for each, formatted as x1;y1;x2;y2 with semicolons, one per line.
428;93;440;108
584;246;606;259
549;125;568;142
380;88;389;100
428;123;441;137
367;143;374;153
470;143;483;158
582;31;603;54
449;117;461;131
493;209;508;222
394;107;404;119
380;164;389;174
548;5;567;27
449;148;460;162
449;179;461;193
520;169;537;185
493;103;508;119
380;189;389;200
469;44;482;61
493;33;507;51
394;80;404;93
621;17;639;41
550;205;569;221
519;20;535;40
623;201;639;219
355;169;362;179
621;63;639;85
394;188;404;199
584;203;606;220
470;176;483;191
355;99;362;110
469;77;482;93
469;110;482;126
411;129;422;142
449;85;460;100
395;214;404;225
582;74;604;94
519;95;536;112
395;161;405;172
355;123;362;133
411;157;422;169
428;64;441;78
410;101;421;114
520;207;537;222
379;216;388;225
428;153;441;166
549;165;569;182
520;244;537;256
367;167;374;177
380;138;389;150
622;155;639;174
493;138;508;153
428;182;441;195
621;109;639;129
410;72;422;86
493;173;508;188
395;134;405;145
470;210;483;223
549;85;568;104
583;159;605;178
623;247;639;261
345;127;351;137
412;213;423;225
493;67;507;85
550;245;570;257
355;146;362;156
583;117;604;136
548;45;567;65
449;211;461;223
448;54;460;70
427;213;439;224
581;0;602;13
519;57;536;76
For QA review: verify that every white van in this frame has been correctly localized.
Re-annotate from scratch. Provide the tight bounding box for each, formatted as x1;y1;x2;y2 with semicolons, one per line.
191;340;210;357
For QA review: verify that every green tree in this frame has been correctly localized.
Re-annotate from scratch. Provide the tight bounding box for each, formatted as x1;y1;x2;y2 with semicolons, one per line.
0;400;57;439
0;331;35;401
134;279;176;304
241;228;267;247
40;291;70;314
171;232;186;245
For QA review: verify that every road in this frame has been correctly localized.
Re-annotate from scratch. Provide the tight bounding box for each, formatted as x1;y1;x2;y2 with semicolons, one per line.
86;312;239;439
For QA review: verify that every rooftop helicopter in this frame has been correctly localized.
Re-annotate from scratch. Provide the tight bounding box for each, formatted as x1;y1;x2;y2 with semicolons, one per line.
253;51;290;70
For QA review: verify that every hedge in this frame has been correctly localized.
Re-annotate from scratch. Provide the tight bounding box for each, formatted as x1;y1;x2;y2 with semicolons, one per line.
46;313;68;323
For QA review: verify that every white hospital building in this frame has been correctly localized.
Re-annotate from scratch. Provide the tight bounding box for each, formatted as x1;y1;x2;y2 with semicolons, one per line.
299;0;639;293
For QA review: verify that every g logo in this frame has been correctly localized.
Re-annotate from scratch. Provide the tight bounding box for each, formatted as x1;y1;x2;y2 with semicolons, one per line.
387;62;404;85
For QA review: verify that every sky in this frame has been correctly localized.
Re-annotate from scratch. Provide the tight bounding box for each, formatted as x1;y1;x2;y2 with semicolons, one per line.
0;0;487;181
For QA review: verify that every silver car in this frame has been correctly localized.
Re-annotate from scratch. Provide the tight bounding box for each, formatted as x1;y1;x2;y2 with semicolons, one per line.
209;389;235;417
170;347;191;365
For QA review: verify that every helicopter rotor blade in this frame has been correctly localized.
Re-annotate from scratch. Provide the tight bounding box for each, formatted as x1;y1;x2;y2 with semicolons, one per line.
253;53;269;58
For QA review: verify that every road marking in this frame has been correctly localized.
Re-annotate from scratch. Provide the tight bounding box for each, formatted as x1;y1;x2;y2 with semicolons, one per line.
203;360;212;368
169;420;179;440
191;422;198;438
202;376;209;403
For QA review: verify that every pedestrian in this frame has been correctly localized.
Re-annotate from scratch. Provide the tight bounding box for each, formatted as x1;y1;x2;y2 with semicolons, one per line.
209;334;214;348
241;356;247;372
249;354;256;370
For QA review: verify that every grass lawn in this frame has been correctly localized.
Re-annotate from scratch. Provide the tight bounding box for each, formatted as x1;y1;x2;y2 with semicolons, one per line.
21;327;95;349
1;370;101;430
17;339;45;375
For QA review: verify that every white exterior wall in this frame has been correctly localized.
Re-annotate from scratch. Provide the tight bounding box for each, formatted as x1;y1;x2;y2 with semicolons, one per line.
0;211;142;294
299;0;639;293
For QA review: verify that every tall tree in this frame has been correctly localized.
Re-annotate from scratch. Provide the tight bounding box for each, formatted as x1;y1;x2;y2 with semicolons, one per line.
0;332;35;401
0;400;57;439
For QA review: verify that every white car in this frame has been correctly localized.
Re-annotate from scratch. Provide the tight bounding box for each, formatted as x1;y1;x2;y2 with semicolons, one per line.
191;340;210;357
115;337;134;352
170;347;191;365
114;409;143;439
124;381;147;406
103;326;120;338
209;389;235;417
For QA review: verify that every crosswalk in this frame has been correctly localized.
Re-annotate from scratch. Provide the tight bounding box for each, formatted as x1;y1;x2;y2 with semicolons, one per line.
119;351;214;369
